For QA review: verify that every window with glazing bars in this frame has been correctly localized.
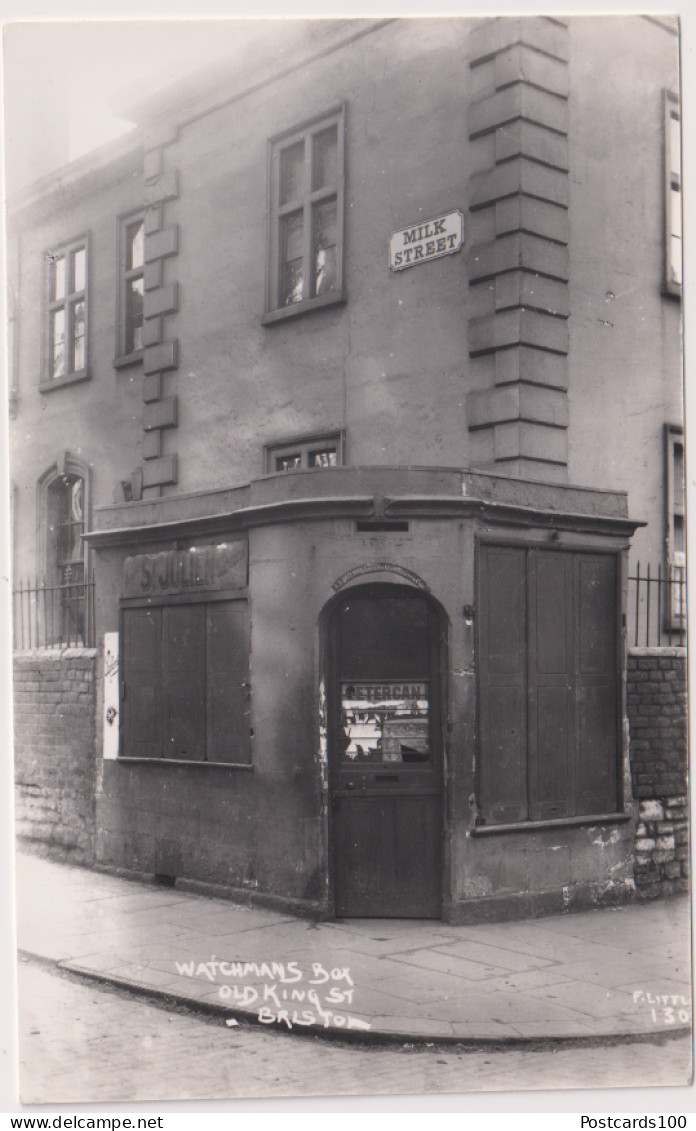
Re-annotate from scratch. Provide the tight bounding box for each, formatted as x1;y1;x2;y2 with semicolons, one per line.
265;431;344;473
48;472;86;643
117;212;145;361
45;238;88;385
665;91;682;295
665;423;686;627
265;107;345;320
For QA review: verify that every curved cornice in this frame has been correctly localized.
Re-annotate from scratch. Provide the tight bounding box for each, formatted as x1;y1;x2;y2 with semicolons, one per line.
84;488;644;549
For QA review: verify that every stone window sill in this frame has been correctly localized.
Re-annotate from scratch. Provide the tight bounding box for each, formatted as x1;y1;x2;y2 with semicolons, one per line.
114;350;144;369
39;368;89;393
261;289;346;326
471;812;632;836
116;757;253;769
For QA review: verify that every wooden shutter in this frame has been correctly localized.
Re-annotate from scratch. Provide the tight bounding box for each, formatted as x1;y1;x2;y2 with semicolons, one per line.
206;601;250;764
528;551;574;821
162;605;206;761
479;546;620;825
478;545;528;824
121;598;250;763
122;607;162;758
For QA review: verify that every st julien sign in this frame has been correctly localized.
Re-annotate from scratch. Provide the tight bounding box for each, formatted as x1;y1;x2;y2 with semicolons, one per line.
389;209;464;271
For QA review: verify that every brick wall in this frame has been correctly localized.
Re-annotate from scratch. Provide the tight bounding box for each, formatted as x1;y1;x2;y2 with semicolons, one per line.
13;649;98;863
628;647;689;898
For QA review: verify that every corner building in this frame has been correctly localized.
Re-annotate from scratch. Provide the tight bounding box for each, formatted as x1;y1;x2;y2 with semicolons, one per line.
9;17;684;921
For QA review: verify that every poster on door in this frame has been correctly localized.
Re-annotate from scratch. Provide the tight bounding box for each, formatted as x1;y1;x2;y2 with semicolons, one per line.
340;681;430;763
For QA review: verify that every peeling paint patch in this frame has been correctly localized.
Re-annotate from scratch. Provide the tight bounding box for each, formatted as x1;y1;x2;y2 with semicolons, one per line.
318;679;328;780
592;828;621;847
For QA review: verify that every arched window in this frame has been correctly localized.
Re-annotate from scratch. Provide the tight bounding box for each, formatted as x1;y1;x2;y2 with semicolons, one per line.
37;457;91;646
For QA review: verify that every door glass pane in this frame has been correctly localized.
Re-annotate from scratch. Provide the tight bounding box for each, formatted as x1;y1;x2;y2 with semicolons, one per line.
341;681;430;763
73;300;86;371
127;219;145;269
673;442;685;509
280;140;304;205
127;277;144;352
310;448;337;468
313;125;337;190
276;453;302;471
669;115;681;179
51;255;66;302
313;199;337;296
51;309;66;378
337;593;431;764
670;234;682;285
338;594;429;678
72;247;86;293
280;211;304;305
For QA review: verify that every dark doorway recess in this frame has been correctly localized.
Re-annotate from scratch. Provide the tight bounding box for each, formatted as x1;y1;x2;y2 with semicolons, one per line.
326;583;445;918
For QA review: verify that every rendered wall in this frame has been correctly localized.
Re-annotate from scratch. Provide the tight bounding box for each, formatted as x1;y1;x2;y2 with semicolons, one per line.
565;16;682;569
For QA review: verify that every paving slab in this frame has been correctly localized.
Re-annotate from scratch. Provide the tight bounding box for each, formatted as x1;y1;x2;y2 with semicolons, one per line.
15;851;693;1045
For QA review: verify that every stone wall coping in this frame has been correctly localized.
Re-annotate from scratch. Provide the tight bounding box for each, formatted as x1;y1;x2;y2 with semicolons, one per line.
13;649;98;662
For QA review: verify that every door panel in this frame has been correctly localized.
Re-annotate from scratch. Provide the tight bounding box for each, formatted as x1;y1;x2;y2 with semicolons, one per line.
122;607;162;759
478;546;528;824
163;605;206;761
575;555;618;813
333;794;441;918
577;683;618;812
329;586;442;918
207;601;250;763
528;552;574;821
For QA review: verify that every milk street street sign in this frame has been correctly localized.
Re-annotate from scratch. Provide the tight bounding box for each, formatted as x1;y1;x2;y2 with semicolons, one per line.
389;209;464;271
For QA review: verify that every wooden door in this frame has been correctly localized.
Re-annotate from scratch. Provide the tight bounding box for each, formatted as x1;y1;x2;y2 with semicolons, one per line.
328;585;443;918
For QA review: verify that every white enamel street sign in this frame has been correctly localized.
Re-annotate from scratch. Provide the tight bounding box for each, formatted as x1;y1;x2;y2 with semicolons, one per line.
389;209;464;271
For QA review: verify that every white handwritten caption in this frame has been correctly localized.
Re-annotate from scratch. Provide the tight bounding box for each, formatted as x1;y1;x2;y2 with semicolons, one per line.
174;958;370;1031
633;989;691;1026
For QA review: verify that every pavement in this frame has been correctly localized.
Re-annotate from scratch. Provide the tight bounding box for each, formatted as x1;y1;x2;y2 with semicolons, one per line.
14;850;693;1044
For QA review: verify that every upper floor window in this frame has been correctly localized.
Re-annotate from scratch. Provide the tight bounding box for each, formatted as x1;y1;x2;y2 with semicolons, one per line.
665;423;685;629
116;211;145;364
665;91;682;296
42;237;89;391
263;107;345;324
265;431;344;473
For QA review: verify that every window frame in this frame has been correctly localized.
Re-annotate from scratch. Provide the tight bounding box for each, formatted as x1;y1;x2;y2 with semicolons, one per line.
263;105;346;324
664;90;682;297
665;422;686;632
40;234;90;392
37;455;92;646
115;209;146;368
264;430;345;474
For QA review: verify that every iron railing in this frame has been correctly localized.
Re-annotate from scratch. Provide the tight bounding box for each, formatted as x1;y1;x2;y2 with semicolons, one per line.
628;562;686;648
13;573;95;650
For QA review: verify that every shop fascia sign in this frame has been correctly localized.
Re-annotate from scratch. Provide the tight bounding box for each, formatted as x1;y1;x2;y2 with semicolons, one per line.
389;209;464;272
123;541;248;597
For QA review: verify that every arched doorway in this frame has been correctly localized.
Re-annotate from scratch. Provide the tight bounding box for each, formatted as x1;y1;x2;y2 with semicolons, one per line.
325;583;445;918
